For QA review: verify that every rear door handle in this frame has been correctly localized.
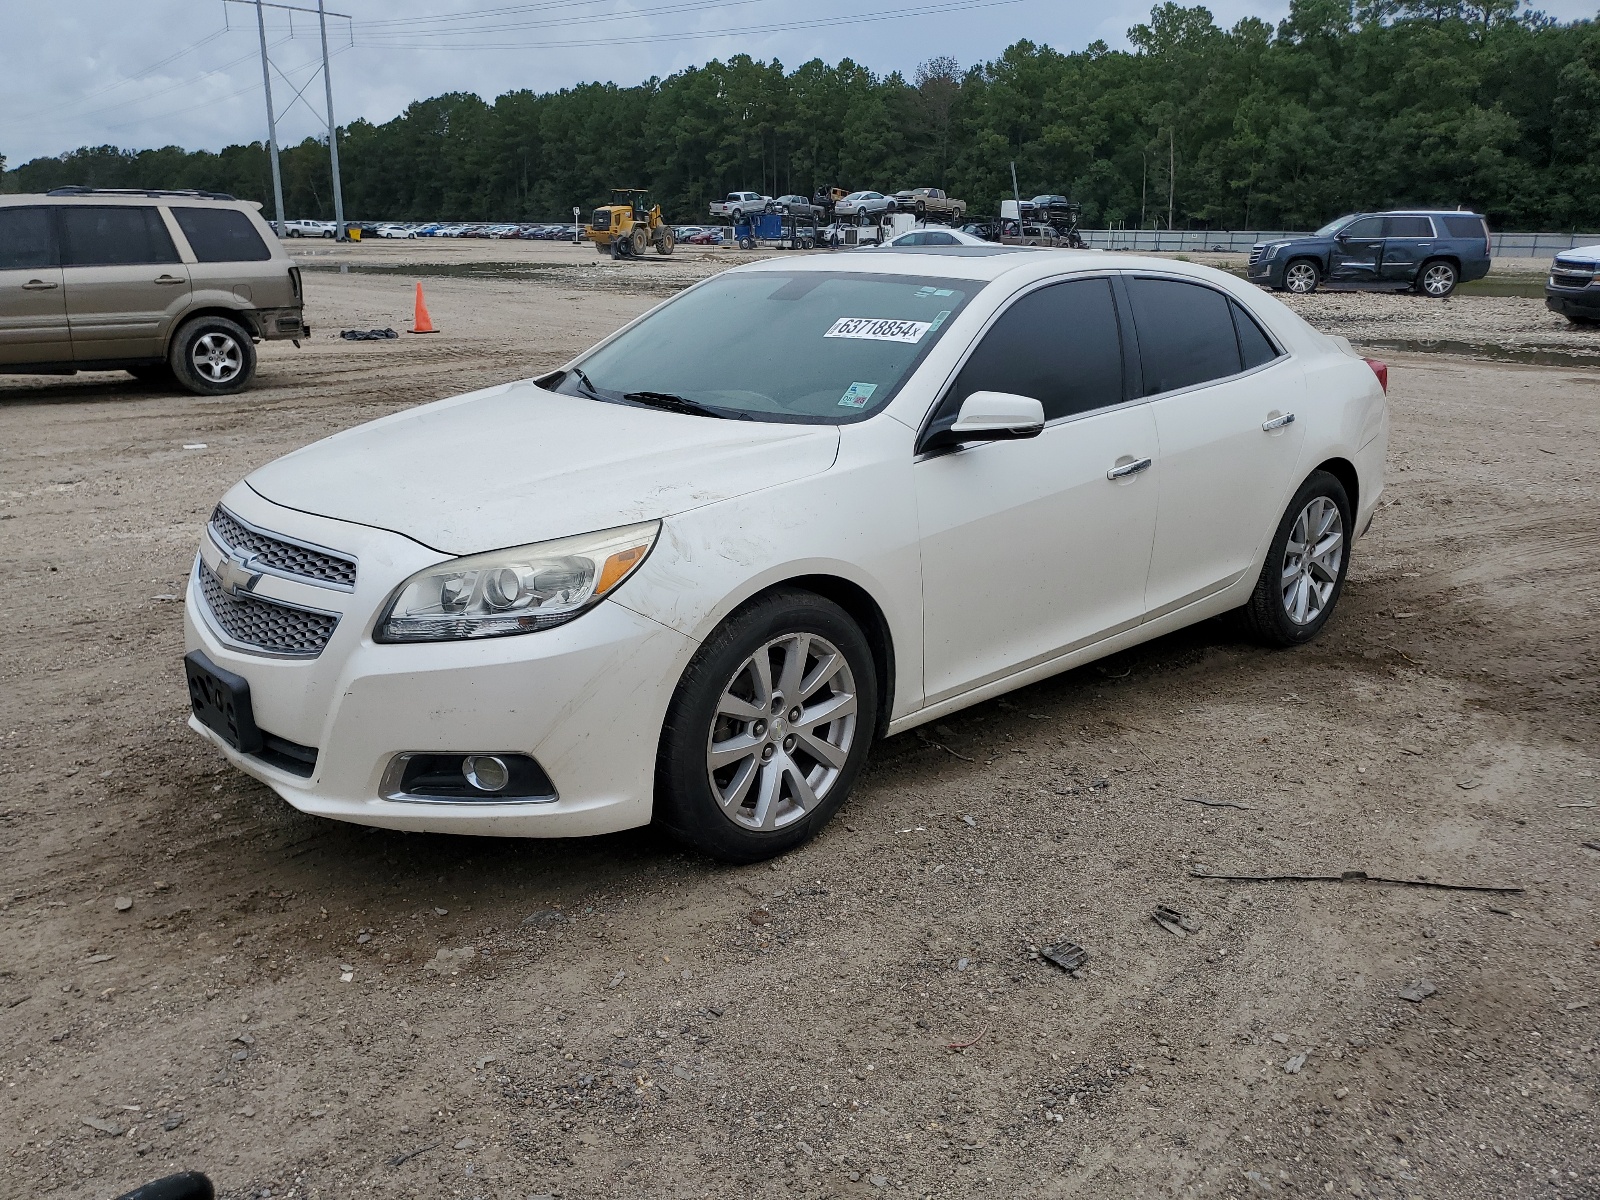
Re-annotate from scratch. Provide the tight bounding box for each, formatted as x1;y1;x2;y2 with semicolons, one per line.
21;279;58;290
1262;412;1296;431
1106;457;1153;480
154;274;187;285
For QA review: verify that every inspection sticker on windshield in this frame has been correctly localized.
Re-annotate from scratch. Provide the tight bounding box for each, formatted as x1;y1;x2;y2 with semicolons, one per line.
825;317;931;343
838;382;878;408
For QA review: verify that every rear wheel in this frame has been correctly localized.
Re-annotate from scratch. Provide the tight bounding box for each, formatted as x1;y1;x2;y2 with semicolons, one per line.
1417;259;1458;298
168;315;256;396
1240;470;1352;647
629;226;648;256
1283;259;1321;295
655;589;878;863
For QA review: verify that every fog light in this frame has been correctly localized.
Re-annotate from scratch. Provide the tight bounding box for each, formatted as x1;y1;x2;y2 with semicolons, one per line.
462;755;510;792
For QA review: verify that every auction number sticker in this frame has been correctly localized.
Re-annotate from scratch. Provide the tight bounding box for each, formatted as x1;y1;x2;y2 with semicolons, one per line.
824;317;931;343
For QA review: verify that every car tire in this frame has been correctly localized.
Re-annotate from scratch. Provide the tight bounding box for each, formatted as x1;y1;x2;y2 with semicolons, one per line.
322;230;334;239
1417;259;1458;298
655;589;879;864
168;315;256;396
654;227;675;255
1283;259;1321;294
1240;470;1353;647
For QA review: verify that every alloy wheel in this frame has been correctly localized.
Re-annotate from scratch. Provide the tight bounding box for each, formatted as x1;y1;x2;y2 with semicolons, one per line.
1420;263;1456;297
1280;496;1344;625
1285;262;1318;294
706;633;857;832
191;332;243;384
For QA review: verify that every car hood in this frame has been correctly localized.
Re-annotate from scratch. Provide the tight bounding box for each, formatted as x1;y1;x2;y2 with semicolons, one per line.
1555;244;1600;266
246;380;841;556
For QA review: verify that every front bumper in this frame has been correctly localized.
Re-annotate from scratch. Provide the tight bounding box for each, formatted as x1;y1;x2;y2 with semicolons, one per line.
1546;288;1600;319
1246;255;1282;286
184;486;696;837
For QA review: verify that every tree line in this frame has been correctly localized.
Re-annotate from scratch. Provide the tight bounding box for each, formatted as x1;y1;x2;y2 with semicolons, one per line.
5;0;1599;231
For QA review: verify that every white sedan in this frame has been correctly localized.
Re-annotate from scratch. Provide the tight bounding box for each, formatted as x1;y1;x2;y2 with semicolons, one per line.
184;250;1387;862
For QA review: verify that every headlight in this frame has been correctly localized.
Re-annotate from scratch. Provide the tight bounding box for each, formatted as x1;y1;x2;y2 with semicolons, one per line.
1265;242;1288;259
375;521;660;643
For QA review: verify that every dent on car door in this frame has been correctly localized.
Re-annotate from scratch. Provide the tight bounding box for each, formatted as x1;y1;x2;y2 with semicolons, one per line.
60;205;191;361
1378;215;1435;282
1328;215;1385;282
914;276;1159;704
1125;276;1308;615
0;205;70;366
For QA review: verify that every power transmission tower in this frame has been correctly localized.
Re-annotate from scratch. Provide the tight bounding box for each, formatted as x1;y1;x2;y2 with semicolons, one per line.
253;0;286;237
228;0;351;237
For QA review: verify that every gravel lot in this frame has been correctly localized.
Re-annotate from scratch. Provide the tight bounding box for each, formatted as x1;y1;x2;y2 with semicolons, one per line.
1;246;1596;1200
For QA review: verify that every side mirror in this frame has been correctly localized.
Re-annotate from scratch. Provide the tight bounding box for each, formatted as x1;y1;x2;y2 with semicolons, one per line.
921;391;1046;453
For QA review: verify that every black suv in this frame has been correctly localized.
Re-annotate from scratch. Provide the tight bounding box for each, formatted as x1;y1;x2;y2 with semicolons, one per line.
1248;210;1492;297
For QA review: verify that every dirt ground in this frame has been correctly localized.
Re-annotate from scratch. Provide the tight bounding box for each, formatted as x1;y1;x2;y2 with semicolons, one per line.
1;249;1597;1200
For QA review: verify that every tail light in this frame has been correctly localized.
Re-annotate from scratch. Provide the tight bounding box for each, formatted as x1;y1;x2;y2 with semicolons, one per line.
1364;358;1388;393
288;265;302;300
1480;218;1491;258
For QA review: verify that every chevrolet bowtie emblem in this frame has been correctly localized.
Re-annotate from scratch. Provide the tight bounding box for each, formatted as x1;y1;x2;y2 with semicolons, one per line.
217;552;262;597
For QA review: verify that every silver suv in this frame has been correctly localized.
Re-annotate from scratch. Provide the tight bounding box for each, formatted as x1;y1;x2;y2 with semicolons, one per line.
0;188;305;395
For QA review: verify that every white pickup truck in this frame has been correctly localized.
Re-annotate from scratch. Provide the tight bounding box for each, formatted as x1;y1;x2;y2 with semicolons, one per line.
281;219;334;238
707;191;771;221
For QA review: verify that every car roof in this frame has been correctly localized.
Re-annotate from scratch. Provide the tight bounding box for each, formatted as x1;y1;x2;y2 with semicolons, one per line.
726;246;1236;284
0;191;260;209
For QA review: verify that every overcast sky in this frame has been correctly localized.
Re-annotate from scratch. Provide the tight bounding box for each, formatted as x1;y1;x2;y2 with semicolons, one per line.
5;0;1596;165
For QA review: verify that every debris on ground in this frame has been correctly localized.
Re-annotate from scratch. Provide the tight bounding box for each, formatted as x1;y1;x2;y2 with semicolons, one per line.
1039;941;1088;974
113;896;133;911
387;1141;441;1167
946;1024;988;1052
917;731;974;762
1191;868;1523;894
1153;905;1201;937
1181;796;1253;810
1284;1053;1308;1074
423;947;477;975
338;328;399;340
1398;980;1438;1003
81;1116;122;1136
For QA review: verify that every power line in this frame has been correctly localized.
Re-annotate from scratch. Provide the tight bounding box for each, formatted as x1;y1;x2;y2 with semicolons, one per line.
359;0;800;39
355;0;1028;49
8;27;230;123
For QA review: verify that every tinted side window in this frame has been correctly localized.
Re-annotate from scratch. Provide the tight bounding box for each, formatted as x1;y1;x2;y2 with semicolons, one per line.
60;206;178;267
1342;216;1384;239
1231;300;1280;371
0;207;59;270
950;278;1124;422
1384;215;1434;237
172;207;271;262
1441;215;1485;239
1126;277;1242;395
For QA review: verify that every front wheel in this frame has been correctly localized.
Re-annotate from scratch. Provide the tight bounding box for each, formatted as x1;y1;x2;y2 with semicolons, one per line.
655;227;675;255
1417;259;1458;298
168;315;256;396
655;589;879;863
1283;259;1321;295
1240;471;1352;646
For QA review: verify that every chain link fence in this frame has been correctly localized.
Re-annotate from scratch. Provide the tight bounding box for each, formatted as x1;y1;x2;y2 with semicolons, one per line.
1078;228;1600;257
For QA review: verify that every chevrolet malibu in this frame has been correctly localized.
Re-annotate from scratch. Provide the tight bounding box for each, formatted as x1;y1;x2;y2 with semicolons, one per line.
184;249;1388;862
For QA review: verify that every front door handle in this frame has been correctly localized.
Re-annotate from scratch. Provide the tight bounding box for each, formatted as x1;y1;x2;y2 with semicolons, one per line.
154;274;187;285
1262;412;1296;431
21;279;59;290
1106;457;1153;480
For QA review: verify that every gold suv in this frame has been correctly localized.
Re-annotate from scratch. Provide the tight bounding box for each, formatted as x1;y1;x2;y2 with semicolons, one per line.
0;188;306;395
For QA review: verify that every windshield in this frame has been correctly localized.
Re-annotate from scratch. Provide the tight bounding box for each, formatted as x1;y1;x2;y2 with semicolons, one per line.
1313;214;1360;237
553;270;974;424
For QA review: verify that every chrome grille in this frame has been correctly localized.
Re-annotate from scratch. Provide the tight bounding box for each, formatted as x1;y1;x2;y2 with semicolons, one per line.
1249;245;1266;266
197;560;339;657
210;507;356;588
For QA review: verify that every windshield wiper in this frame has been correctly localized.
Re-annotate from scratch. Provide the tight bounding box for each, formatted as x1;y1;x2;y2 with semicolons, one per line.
623;390;749;420
568;366;603;400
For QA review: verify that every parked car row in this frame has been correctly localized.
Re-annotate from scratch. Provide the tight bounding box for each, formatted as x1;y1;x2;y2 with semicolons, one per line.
276;220;583;241
709;187;968;227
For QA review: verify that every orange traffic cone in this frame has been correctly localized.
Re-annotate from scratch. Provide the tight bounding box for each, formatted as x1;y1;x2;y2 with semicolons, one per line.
410;282;437;334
